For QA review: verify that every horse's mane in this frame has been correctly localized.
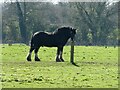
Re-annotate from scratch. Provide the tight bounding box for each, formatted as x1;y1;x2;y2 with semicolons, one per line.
58;27;71;31
53;27;71;34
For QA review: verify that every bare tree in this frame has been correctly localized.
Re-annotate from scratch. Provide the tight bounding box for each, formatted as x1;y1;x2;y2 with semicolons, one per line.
16;0;27;44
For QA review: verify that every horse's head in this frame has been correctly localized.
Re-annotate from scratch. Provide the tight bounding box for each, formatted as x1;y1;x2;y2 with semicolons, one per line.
55;26;76;41
69;27;76;41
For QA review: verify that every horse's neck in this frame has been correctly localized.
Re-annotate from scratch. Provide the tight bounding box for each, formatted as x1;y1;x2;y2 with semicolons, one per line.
53;32;70;40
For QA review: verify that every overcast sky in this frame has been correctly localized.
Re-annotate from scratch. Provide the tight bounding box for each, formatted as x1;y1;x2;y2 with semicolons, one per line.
0;0;119;4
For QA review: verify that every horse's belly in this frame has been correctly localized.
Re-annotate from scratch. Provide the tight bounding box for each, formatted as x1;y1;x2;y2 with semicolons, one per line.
42;42;58;47
43;44;57;47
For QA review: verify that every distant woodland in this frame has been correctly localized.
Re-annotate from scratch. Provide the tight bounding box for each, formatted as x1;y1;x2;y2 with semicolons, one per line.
1;1;119;46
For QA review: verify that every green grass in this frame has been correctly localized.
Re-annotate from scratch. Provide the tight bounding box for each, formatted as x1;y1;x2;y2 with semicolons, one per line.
0;44;118;88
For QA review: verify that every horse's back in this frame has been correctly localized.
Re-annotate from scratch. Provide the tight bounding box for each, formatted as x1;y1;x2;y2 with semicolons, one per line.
34;31;50;36
32;31;57;47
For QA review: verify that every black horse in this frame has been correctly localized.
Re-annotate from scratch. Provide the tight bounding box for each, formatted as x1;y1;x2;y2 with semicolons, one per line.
27;27;76;62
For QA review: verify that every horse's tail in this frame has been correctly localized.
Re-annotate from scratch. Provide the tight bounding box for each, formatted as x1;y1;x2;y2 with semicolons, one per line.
30;34;34;47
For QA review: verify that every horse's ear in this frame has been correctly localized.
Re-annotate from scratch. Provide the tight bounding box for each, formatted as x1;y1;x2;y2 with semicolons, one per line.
72;28;76;34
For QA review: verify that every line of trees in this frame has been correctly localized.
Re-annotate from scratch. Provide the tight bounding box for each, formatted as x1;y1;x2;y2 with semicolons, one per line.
1;1;119;46
0;3;2;44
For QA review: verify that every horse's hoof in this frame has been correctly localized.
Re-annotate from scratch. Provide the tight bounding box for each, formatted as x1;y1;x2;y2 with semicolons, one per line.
35;57;40;61
60;58;64;62
27;57;31;61
56;58;61;62
56;61;61;62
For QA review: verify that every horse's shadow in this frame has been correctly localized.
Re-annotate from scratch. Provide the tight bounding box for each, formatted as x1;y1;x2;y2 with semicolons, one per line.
71;62;79;67
29;61;79;67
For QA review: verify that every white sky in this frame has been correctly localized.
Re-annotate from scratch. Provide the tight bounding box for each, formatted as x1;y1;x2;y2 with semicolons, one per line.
48;0;60;4
0;0;119;3
0;0;4;3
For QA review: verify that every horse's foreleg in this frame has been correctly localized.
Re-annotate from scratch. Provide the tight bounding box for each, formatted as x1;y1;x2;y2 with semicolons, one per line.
34;47;40;61
27;47;34;61
60;47;64;62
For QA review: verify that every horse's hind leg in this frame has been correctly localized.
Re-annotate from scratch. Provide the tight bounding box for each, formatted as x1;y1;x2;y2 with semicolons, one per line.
60;47;64;62
27;47;34;61
34;47;40;61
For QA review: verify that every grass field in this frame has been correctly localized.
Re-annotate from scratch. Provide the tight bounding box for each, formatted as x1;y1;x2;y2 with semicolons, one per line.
0;44;118;88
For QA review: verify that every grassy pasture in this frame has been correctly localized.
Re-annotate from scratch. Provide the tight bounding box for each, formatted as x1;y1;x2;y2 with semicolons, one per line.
0;44;118;88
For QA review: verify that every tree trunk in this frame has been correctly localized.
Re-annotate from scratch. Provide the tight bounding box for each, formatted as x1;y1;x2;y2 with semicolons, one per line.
70;40;74;63
16;0;27;44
